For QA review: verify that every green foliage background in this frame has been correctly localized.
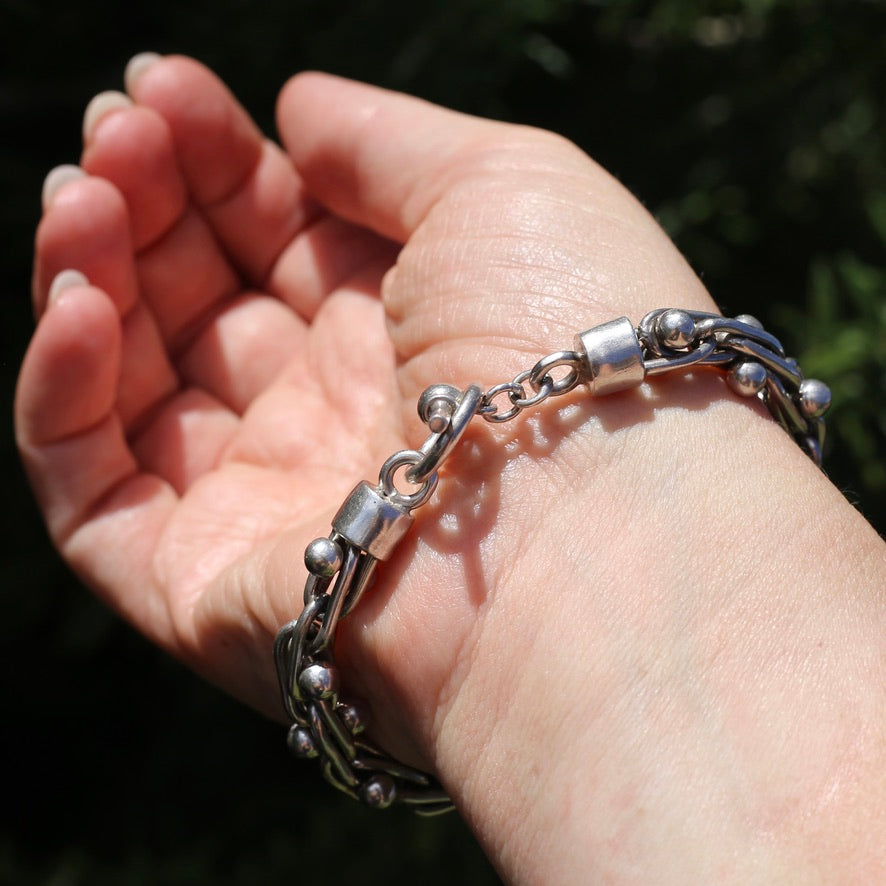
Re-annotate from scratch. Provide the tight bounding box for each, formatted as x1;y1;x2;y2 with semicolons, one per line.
1;1;883;883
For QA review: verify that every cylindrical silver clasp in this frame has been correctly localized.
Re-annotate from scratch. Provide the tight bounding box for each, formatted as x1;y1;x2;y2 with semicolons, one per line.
574;316;645;395
332;482;414;561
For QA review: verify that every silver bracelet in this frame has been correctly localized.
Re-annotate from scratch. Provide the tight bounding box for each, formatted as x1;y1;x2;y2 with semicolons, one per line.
274;308;831;815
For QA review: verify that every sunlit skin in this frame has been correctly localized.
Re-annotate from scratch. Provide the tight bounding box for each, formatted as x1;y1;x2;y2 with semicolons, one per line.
16;55;886;883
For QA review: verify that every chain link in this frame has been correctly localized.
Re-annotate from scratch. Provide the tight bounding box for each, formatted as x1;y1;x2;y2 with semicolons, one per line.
479;350;583;422
275;309;831;815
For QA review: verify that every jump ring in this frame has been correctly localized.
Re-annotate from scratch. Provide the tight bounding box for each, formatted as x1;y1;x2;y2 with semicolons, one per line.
528;350;582;396
378;450;438;509
509;369;553;409
480;381;525;423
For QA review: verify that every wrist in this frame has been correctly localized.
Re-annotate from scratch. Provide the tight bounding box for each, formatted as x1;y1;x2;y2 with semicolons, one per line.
273;300;884;879
347;374;884;880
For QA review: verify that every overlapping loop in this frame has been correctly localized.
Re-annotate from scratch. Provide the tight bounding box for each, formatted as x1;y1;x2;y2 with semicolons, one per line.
638;309;829;464
275;533;454;815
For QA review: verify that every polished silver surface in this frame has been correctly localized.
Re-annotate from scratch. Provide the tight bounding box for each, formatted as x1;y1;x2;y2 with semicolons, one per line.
417;383;462;433
298;663;338;699
286;724;318;758
332;482;415;560
655;308;696;349
798;378;832;418
638;308;829;461
304;537;343;578
407;384;484;484
274;308;831;815
727;361;768;397
574;316;646;395
360;774;398;809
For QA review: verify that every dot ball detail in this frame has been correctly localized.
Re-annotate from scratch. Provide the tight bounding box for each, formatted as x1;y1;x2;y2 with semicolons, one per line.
287;725;319;758
798;378;832;418
360;774;397;809
735;314;764;330
304;537;343;578
656;309;696;349
727;361;768;397
338;702;368;734
298;663;339;700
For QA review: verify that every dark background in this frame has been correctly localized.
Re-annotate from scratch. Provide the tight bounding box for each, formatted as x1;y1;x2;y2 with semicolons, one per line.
2;1;884;883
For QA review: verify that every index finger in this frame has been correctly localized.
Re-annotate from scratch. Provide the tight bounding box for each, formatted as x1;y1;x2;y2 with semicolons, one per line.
124;54;320;285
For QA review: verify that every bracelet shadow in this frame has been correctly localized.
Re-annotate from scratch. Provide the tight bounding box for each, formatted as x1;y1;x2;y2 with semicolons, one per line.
330;369;758;764
372;368;753;618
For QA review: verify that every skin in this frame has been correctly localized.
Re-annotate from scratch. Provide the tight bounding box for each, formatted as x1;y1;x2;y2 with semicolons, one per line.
16;55;886;883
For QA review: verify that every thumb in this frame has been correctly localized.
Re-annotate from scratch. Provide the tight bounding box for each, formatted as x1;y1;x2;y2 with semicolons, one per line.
276;72;510;244
276;73;715;399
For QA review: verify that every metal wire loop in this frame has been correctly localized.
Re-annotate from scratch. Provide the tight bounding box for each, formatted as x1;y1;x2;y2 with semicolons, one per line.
527;350;582;396
406;385;484;484
378;450;438;510
509;369;553;409
480;381;525;422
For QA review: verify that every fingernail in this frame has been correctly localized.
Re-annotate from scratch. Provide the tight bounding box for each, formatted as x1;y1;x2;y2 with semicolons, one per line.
42;164;86;211
82;90;133;142
48;269;90;307
125;52;162;95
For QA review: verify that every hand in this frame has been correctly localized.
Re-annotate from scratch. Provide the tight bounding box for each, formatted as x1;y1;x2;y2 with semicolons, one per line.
17;53;711;721
17;55;885;882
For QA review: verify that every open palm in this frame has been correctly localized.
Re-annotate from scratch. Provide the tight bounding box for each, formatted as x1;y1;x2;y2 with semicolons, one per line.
19;57;422;712
17;54;714;743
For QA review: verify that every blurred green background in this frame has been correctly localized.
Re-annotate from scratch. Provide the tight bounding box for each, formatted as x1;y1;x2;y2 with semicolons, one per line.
2;0;883;883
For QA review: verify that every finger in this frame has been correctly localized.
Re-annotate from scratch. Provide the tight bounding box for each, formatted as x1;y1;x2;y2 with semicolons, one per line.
117;302;179;429
135;205;240;350
81;93;187;251
126;54;318;285
266;213;399;320
36;172;180;431
125;54;261;205
79;92;256;353
76;80;338;413
34;171;139;316
277;73;716;392
277;74;712;306
15;279;172;541
14;278;222;645
129;387;240;494
18;277;121;447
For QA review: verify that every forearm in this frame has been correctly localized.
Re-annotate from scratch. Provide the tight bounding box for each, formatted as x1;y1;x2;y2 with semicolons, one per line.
358;372;886;883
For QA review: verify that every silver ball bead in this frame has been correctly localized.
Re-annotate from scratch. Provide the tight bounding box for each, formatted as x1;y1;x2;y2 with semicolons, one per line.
360;774;397;809
304;537;343;578
298;663;339;700
286;725;318;759
655;309;696;349
338;701;368;735
727;361;768;397
735;313;764;330
798;378;831;418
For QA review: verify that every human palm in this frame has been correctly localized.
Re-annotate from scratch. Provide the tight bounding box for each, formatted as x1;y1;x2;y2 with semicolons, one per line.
20;57;412;711
18;54;714;753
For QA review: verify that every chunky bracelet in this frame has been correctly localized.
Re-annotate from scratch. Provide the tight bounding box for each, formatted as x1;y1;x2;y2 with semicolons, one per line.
274;308;831;815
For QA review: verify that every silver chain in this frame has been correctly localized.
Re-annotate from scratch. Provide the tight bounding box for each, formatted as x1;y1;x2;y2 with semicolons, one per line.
275;308;831;814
